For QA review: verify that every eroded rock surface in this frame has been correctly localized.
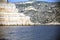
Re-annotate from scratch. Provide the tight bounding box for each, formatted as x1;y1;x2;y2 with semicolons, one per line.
15;1;60;24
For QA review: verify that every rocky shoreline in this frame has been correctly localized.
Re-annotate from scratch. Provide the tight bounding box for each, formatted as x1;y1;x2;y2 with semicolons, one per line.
0;1;60;26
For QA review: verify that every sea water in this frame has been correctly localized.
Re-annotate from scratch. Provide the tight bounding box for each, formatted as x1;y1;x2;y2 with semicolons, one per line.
0;26;60;40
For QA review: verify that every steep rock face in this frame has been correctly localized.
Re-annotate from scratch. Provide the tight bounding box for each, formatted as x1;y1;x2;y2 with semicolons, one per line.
0;0;7;3
0;3;33;25
0;3;18;13
0;1;60;25
15;1;60;24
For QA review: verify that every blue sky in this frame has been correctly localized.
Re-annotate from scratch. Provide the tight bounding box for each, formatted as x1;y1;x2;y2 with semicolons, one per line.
8;0;60;2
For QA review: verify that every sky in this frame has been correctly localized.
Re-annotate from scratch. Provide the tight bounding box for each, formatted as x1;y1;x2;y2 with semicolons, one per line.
8;0;60;2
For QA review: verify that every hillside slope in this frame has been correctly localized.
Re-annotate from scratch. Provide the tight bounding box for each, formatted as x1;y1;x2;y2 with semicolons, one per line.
15;1;60;24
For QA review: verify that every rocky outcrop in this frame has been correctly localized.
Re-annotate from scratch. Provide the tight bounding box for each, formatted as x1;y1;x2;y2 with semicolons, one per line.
15;1;60;24
0;1;60;25
0;3;34;25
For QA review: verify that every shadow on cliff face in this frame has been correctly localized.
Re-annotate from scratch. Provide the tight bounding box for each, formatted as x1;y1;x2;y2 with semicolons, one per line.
55;2;60;23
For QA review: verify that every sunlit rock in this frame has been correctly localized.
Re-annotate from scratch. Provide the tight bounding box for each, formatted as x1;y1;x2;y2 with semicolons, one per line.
0;1;34;25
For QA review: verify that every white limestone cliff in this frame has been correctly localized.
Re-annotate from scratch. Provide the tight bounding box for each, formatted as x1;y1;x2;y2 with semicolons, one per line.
0;1;34;25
